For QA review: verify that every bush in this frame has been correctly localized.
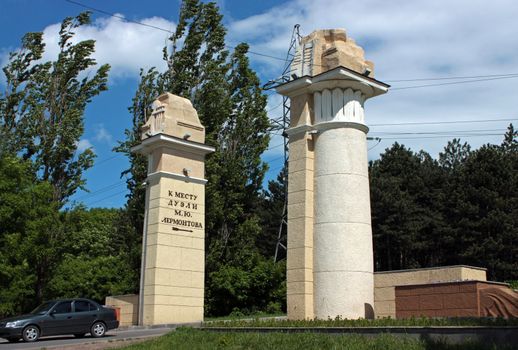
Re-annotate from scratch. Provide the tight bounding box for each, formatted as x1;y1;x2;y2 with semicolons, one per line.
205;254;286;316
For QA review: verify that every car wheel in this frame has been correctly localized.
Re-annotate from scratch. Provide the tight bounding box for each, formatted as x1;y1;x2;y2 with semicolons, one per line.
90;321;106;338
22;325;40;342
7;337;20;343
74;333;85;338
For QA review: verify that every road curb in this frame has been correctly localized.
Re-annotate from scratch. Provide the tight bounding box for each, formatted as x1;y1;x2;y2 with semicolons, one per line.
27;333;170;350
115;321;201;331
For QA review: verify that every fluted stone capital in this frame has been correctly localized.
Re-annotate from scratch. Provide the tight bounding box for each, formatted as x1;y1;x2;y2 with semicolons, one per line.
314;87;365;125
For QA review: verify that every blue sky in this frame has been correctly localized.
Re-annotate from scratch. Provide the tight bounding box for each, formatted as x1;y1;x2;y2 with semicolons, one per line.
2;0;518;208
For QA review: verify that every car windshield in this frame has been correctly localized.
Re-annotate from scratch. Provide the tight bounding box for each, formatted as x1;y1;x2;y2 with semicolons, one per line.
31;301;55;314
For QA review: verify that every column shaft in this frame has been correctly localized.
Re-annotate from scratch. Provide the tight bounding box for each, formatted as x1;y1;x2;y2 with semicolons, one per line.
313;126;374;319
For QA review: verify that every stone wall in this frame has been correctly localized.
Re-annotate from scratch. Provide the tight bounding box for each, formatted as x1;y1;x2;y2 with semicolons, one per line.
374;265;487;318
105;294;139;327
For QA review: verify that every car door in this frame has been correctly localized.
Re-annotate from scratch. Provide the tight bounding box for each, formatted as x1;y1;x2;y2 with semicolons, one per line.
72;300;98;333
44;301;74;336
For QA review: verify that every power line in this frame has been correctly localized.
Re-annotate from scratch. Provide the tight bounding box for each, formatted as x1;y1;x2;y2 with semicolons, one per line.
64;0;518;90
65;0;288;63
65;0;173;33
266;142;284;151
94;154;123;166
372;128;507;135
379;134;503;140
268;163;285;173
235;48;288;63
391;75;518;90
85;189;128;206
75;180;126;201
81;143;284;204
263;118;516;135
265;155;285;163
368;138;382;151
370;117;516;127
386;72;518;83
266;101;283;113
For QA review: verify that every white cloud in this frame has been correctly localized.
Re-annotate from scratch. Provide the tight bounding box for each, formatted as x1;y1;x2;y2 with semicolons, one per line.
76;139;94;152
94;124;113;144
39;15;174;79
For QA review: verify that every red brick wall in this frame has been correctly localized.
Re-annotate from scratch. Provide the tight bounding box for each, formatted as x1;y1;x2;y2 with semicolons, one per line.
395;281;479;318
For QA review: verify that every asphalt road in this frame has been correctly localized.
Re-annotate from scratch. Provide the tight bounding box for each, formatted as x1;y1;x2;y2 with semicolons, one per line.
0;327;173;349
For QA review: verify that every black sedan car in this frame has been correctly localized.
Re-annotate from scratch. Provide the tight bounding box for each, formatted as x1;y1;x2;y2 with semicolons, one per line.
0;298;119;343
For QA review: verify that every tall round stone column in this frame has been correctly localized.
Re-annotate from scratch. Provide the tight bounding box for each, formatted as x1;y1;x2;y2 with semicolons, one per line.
277;65;389;320
312;87;373;319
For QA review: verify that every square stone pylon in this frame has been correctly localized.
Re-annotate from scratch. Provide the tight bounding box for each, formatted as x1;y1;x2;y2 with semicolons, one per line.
132;93;214;325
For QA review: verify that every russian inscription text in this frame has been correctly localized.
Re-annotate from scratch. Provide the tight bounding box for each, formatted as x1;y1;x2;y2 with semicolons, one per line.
161;188;203;229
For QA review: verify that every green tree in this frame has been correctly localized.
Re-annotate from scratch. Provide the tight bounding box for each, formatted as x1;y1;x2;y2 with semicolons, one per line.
439;138;471;170
205;43;270;262
436;138;473;266
370;127;517;281
163;0;227;99
0;12;112;315
207;252;286;316
45;207;137;302
0;32;45;153
0;12;110;205
370;143;445;270
47;255;134;303
113;69;161;292
445;125;518;280
0;155;62;314
257;165;287;259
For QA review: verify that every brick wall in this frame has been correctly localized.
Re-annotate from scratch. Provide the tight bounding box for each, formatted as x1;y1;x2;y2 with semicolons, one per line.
395;280;516;318
396;281;479;318
374;265;486;318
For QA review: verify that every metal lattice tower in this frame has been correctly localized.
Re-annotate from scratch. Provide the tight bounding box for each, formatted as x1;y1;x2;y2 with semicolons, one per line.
264;24;302;262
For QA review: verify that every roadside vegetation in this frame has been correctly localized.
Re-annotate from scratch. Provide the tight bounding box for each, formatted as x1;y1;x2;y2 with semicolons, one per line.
204;316;518;328
204;311;286;322
120;328;514;350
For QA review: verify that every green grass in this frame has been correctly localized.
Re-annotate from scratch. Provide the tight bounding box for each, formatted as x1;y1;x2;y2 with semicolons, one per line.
204;316;518;328
120;328;513;350
204;311;285;322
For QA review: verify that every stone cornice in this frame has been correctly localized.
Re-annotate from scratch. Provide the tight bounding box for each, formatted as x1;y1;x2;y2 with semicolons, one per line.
275;66;389;99
147;170;208;185
131;133;215;156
